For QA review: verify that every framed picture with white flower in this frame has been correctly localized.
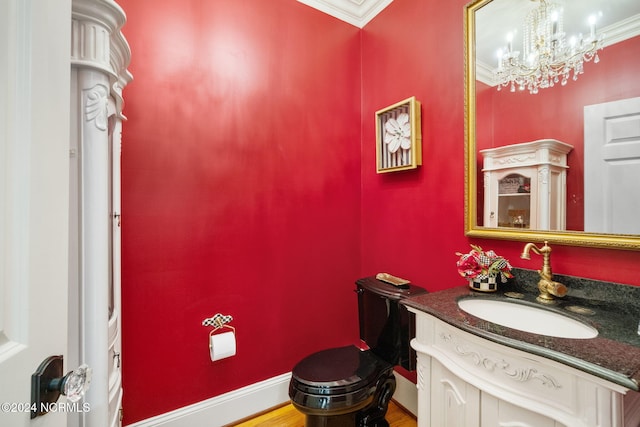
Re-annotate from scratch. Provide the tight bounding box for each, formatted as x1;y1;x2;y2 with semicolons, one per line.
375;96;422;173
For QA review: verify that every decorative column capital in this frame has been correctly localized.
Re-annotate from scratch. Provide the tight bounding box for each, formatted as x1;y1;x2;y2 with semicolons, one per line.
72;0;132;117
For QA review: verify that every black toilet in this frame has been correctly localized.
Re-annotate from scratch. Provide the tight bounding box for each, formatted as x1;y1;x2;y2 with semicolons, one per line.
289;276;426;427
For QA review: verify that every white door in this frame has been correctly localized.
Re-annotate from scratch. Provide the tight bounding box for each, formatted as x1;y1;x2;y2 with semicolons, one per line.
1;0;72;426
584;97;640;234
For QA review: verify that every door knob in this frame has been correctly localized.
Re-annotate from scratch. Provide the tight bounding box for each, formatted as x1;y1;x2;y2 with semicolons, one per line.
30;355;92;418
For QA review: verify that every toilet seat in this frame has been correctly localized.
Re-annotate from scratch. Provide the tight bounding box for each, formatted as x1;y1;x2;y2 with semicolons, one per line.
292;345;390;394
289;277;424;426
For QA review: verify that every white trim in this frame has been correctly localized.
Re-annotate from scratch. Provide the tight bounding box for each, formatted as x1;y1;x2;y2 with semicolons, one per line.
127;370;417;426
296;0;393;28
127;373;291;427
393;371;418;416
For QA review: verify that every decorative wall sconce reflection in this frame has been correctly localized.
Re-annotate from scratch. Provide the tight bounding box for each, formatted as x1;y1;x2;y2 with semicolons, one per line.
375;96;422;173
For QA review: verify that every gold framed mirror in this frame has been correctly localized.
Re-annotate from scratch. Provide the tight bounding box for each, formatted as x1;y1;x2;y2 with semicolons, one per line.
464;0;640;250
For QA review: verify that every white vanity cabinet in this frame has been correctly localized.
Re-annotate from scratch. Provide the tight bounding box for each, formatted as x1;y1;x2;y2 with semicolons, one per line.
409;309;638;427
429;358;560;427
480;139;573;230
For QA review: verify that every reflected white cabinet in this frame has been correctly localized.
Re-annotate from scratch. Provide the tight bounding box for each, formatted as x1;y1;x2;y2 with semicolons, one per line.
480;139;573;230
409;309;639;427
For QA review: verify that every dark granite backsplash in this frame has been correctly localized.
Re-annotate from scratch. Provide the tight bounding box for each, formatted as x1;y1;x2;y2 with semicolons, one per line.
511;267;640;316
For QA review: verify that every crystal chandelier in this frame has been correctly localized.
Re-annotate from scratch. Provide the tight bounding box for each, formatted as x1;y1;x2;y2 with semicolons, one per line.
493;0;604;94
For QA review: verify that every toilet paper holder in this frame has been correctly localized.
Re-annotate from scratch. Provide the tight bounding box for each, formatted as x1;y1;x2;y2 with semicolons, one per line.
202;313;234;333
203;313;237;362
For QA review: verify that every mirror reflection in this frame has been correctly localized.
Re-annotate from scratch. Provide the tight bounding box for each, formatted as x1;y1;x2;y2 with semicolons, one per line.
465;0;640;249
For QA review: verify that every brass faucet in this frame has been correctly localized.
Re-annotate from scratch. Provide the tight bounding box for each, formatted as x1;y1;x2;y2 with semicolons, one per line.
520;241;567;303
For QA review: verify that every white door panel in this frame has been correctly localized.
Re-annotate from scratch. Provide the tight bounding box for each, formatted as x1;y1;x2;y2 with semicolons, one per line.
584;97;640;234
1;0;71;426
2;1;129;425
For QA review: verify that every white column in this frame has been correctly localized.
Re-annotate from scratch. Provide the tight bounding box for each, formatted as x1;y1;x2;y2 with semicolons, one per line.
80;68;111;426
70;1;130;426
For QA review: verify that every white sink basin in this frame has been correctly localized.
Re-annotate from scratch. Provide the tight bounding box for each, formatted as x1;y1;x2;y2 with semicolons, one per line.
457;299;598;339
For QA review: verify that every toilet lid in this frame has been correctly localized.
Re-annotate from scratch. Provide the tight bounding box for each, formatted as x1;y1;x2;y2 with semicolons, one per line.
291;345;391;396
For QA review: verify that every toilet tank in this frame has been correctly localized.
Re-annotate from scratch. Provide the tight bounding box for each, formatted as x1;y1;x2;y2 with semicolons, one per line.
356;276;427;371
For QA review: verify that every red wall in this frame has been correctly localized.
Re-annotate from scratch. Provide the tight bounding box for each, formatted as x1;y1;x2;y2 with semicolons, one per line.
119;0;361;423
119;0;640;424
360;0;640;294
360;0;470;290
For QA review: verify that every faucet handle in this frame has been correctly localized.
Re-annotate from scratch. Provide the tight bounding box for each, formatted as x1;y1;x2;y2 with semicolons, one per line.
549;281;567;298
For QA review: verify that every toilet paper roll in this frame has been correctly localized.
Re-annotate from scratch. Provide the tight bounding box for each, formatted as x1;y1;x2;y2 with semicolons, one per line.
209;331;236;361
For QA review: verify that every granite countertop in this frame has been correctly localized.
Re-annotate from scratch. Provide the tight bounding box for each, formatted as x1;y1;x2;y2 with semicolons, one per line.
401;268;640;391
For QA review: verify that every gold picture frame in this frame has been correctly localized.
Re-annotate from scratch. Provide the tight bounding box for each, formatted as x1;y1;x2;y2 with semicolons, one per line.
375;96;422;173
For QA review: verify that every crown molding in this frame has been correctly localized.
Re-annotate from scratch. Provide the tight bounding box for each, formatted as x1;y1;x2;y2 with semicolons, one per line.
297;0;393;28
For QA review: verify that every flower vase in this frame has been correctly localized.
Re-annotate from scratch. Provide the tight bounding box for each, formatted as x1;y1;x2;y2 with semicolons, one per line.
468;276;498;292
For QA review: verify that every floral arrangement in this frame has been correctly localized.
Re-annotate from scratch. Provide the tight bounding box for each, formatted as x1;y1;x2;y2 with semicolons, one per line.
456;245;513;283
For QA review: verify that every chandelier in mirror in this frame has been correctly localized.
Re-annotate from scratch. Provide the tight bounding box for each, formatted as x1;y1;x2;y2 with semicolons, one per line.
493;0;604;94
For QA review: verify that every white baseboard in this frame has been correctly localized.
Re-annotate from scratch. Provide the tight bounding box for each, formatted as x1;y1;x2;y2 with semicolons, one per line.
126;373;291;427
127;370;417;426
393;372;418;416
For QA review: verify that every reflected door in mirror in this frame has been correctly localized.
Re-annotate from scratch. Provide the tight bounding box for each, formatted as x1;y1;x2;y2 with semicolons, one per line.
585;97;640;234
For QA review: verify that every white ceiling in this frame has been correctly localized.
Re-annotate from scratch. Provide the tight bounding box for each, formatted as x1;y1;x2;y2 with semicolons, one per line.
296;0;640;79
475;0;640;84
296;0;394;28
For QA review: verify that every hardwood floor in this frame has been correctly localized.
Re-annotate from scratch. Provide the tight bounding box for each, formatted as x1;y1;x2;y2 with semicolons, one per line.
231;400;417;427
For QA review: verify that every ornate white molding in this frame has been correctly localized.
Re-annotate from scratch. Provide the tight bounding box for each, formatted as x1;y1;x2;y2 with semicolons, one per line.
72;0;132;118
493;153;536;166
296;0;393;28
416;355;426;391
440;378;466;406
549;153;562;164
69;2;131;426
84;84;109;131
538;166;549;185
71;19;111;71
439;333;562;390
